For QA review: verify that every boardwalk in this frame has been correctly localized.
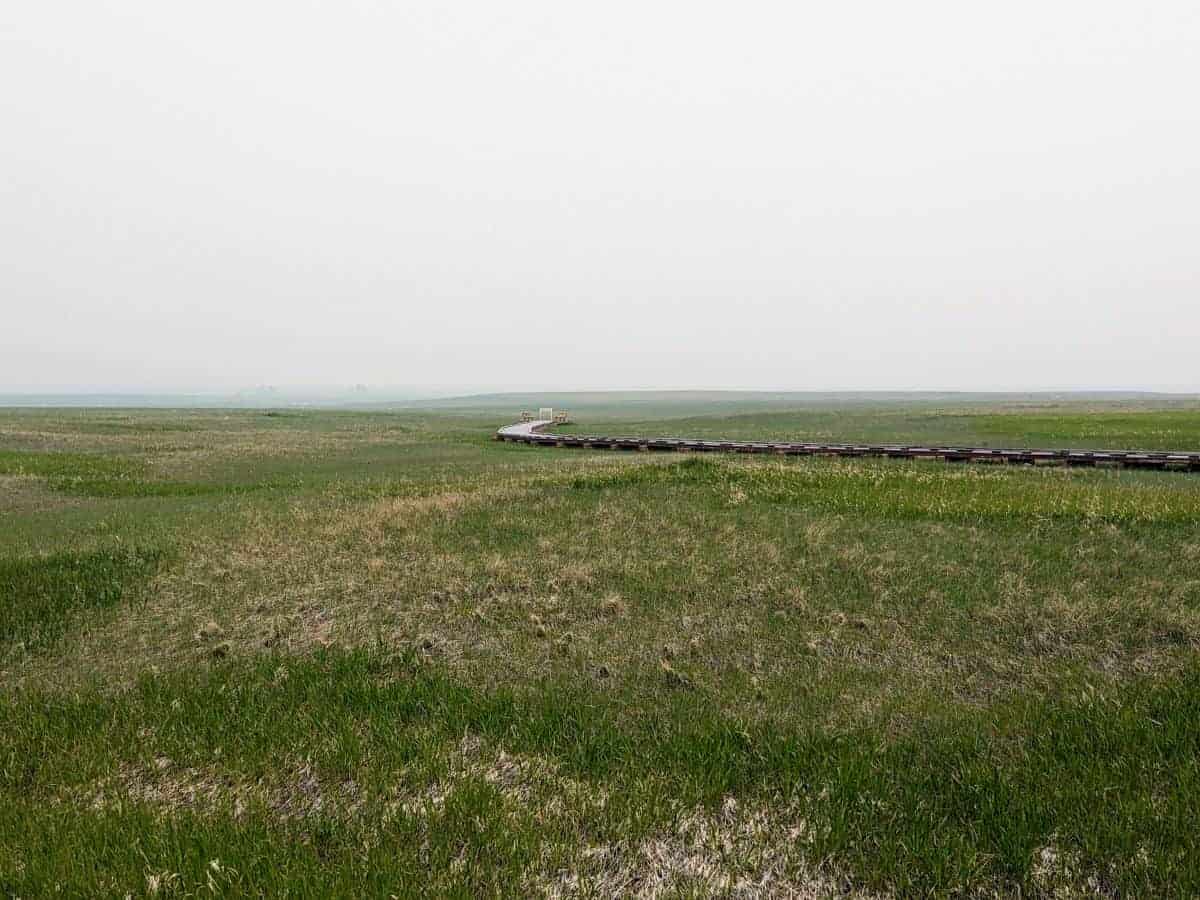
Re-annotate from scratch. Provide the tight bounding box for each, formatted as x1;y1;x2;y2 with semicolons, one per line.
497;420;1200;472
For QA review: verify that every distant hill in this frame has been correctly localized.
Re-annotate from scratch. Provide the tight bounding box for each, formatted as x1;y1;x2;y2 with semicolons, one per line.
393;389;1200;420
4;388;1197;415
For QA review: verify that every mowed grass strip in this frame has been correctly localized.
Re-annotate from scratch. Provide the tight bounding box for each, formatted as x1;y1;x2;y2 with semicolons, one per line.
0;547;168;652
1;648;1197;896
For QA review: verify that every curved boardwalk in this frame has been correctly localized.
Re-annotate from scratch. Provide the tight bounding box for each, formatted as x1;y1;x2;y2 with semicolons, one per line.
497;420;1200;473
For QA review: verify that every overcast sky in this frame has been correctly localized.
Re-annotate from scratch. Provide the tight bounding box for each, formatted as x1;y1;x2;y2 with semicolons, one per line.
3;2;1198;394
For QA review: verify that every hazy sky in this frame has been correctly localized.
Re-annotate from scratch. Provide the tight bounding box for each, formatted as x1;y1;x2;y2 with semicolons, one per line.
3;2;1198;393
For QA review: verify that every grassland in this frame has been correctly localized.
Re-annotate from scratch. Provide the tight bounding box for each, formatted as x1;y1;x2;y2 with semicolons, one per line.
2;396;1200;897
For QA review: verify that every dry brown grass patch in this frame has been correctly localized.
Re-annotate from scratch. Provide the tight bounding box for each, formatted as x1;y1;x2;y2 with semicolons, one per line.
82;757;363;824
0;474;76;514
541;796;875;900
600;593;628;617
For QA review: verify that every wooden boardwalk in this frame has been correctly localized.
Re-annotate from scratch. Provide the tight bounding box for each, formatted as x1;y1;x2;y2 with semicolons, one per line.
496;421;1200;472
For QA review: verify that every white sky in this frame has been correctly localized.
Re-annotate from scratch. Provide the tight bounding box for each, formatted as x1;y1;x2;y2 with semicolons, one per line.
3;1;1198;393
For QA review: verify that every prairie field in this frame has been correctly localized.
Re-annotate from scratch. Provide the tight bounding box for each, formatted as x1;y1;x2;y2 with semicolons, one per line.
3;395;1200;897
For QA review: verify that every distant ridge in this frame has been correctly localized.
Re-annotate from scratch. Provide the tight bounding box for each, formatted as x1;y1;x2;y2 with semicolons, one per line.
2;388;1197;411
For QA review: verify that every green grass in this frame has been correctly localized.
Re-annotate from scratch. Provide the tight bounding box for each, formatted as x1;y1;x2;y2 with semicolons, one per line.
2;649;1197;895
571;454;1200;524
0;448;142;491
2;397;1199;895
0;547;168;652
0;449;303;498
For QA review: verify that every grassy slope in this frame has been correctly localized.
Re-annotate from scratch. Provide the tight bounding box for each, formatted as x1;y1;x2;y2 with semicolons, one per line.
2;398;1200;896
